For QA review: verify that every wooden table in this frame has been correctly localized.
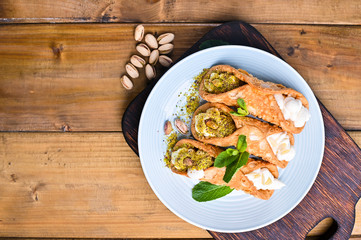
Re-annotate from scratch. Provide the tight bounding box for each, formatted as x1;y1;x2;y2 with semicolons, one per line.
0;1;360;239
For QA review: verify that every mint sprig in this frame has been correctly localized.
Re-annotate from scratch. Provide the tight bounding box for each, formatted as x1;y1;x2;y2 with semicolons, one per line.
191;135;250;202
215;135;249;183
230;98;249;116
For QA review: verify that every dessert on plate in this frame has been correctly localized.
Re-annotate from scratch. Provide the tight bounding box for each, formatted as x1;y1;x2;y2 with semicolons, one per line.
169;139;284;200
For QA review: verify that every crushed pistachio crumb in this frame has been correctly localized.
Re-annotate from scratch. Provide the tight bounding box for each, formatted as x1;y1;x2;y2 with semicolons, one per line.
163;69;210;166
164;132;178;167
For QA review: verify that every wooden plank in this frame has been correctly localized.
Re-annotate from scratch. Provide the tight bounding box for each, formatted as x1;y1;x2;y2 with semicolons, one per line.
0;0;361;25
0;131;360;238
0;132;211;238
0;24;214;131
0;24;360;131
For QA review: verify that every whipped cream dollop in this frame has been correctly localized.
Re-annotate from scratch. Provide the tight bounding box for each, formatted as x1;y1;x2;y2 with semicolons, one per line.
274;94;311;128
267;132;295;161
187;169;205;180
245;168;285;190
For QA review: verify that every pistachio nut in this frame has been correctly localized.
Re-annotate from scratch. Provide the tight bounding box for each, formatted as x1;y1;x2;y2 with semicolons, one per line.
125;63;139;79
136;43;151;57
120;75;133;90
145;64;156;80
149;49;159;65
145;34;158;49
174;118;188;134
164;120;172;135
158;43;174;54
183;157;193;166
157;33;175;45
130;55;146;68
158;55;173;67
134;25;144;42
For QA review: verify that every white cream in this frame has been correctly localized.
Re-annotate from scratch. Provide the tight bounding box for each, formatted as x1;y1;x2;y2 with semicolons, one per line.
267;132;295;161
274;94;310;128
245;168;285;190
187;169;205;180
171;148;183;167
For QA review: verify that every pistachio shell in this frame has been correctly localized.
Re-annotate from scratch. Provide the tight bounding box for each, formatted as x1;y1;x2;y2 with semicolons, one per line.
158;43;174;54
164;120;172;135
125;63;139;79
134;25;144;42
120;75;133;90
136;43;151;57
145;64;156;80
145;34;158;49
130;55;146;68
149;50;159;65
158;55;173;67
174;118;188;134
157;33;175;45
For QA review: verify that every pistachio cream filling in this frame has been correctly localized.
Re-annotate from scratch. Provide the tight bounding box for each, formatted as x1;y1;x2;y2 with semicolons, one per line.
194;108;236;139
204;71;244;93
171;144;214;172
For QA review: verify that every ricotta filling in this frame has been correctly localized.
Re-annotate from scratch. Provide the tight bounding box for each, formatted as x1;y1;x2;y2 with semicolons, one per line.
274;94;311;128
266;132;295;161
245;168;285;190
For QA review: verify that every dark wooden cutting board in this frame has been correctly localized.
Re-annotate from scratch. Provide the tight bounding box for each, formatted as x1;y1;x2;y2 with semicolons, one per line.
122;21;361;239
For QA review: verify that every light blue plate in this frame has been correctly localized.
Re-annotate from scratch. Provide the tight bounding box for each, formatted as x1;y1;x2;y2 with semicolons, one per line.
138;46;324;232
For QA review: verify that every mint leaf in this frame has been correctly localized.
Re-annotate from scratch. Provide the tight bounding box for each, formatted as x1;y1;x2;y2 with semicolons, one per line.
226;148;239;156
237;98;247;109
214;150;238;168
232;98;249;116
192;181;234;202
230;111;242;116
236;135;247;152
223;151;250;183
237;108;249;116
214;151;230;167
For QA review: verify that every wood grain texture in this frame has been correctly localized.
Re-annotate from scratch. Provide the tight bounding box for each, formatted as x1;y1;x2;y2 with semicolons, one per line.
0;23;360;132
0;0;361;24
0;131;360;238
0;132;211;238
0;24;214;131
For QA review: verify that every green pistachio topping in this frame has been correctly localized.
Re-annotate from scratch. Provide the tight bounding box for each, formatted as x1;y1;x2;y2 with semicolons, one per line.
194;108;236;139
171;144;214;171
204;71;244;93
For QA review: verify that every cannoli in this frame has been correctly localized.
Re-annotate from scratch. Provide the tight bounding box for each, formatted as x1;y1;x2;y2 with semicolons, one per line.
199;65;311;134
169;138;223;178
202;159;284;200
170;139;284;200
191;102;295;168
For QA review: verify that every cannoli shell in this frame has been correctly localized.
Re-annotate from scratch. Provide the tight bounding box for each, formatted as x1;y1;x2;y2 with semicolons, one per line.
199;65;309;134
201;159;278;200
191;102;293;168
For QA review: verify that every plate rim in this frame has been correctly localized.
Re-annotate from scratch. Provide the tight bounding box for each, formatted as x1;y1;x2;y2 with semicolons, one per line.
138;45;325;233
